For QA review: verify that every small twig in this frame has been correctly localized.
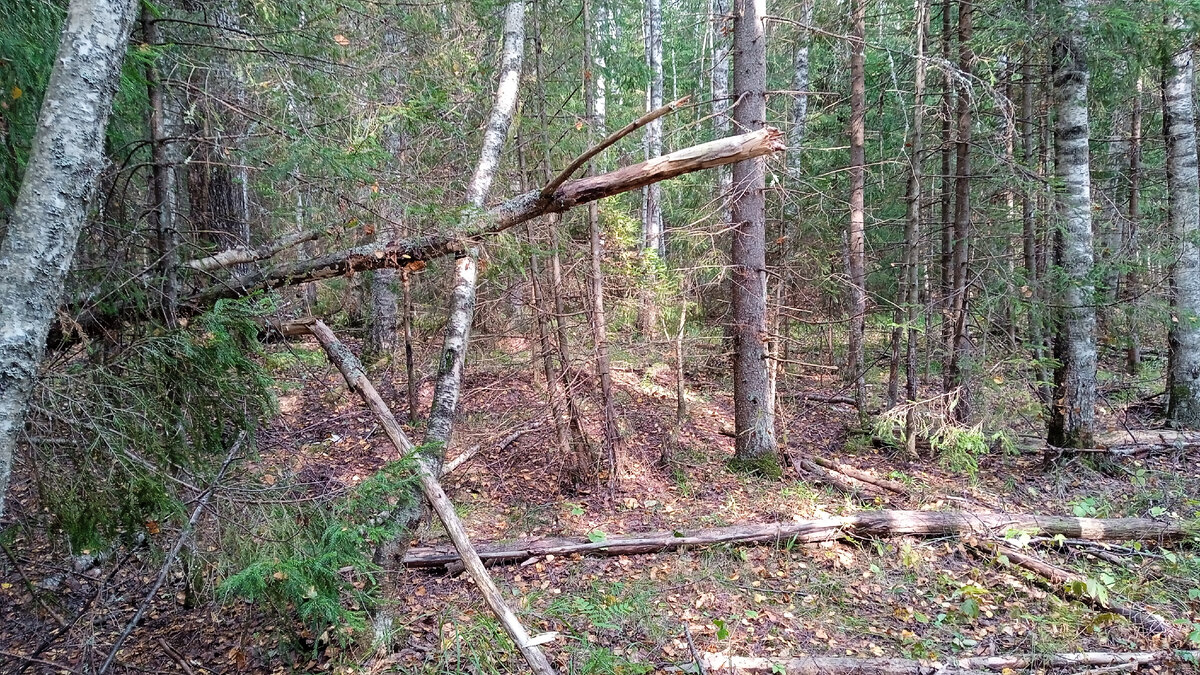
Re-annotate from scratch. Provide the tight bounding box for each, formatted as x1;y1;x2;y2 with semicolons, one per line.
685;624;707;675
156;637;197;675
97;432;245;675
539;95;690;199
1;542;68;628
0;650;83;674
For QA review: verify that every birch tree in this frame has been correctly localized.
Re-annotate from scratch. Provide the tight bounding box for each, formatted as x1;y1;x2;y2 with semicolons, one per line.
0;0;138;519
1046;0;1097;448
846;0;868;414
1163;8;1200;428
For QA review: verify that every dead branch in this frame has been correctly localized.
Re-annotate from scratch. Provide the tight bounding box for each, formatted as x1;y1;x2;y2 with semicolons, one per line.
184;227;324;272
305;320;557;674
441;419;547;477
973;541;1185;642
97;432;244;675
540;95;689;199
810;456;908;494
404;510;1196;568
789;454;890;503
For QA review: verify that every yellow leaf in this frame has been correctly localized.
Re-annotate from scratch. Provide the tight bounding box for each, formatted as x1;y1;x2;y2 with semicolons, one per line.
10;86;21;100
334;34;350;46
272;571;287;580
1;583;12;589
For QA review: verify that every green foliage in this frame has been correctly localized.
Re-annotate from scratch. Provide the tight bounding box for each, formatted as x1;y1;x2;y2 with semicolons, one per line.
220;457;420;646
928;425;990;480
32;297;277;549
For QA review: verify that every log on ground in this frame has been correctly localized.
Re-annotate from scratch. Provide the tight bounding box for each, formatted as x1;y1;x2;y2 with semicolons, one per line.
404;510;1196;568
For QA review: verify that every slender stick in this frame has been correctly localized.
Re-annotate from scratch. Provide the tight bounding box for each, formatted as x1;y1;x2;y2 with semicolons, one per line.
539;95;690;200
97;432;244;675
305;320;558;675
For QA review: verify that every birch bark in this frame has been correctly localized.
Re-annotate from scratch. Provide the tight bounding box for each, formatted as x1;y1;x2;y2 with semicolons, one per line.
1163;9;1200;428
1047;0;1097;448
0;0;139;519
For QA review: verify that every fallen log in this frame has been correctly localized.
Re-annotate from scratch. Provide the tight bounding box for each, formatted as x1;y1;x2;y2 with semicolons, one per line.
404;510;1196;568
306;319;557;674
810;456;908;494
789;455;890;503
184;226;325;272
441;419;547;477
1038;429;1200;460
973;541;1184;641
53;128;784;345
686;650;1200;674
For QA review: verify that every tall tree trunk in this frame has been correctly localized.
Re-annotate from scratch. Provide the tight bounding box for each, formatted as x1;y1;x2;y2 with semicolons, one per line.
939;0;955;382
0;0;138;520
846;0;868;416
947;0;972;422
143;6;178;325
1125;78;1142;375
534;4;594;486
1163;9;1200;428
637;0;665;337
788;0;814;174
1046;0;1097;449
1022;0;1050;402
402;270;419;423
729;0;779;475
370;0;526;646
585;0;621;484
903;0;929;457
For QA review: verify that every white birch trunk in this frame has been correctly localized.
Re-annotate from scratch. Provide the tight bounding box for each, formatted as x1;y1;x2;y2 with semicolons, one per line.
1047;0;1097;447
788;0;814;175
1164;10;1200;427
643;0;664;257
0;0;139;519
712;0;732;225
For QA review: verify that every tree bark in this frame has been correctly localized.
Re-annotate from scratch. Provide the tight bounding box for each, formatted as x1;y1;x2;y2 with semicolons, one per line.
902;0;928;456
1124;78;1143;375
306;321;557;674
0;0;139;520
712;0;733;228
946;0;973;422
1021;0;1050;402
585;0;621;484
1163;10;1200;428
846;0;869;416
1046;0;1097;449
142;6;179;325
729;0;779;475
404;510;1196;568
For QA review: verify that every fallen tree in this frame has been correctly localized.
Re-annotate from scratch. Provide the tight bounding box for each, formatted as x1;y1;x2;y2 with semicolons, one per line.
53;127;784;345
972;540;1184;641
790;455;892;504
686;650;1200;674
403;510;1196;568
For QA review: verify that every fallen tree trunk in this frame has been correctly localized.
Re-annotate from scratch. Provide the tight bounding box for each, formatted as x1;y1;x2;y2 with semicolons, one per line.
810;456;908;494
184;226;326;272
404;510;1195;568
305;319;557;674
688;650;1200;674
1038;429;1200;460
790;455;890;503
53;128;784;344
974;541;1184;641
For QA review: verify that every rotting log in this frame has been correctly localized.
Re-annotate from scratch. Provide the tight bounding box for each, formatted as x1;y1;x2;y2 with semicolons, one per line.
790;455;890;504
684;650;1200;674
305;319;557;675
52;128;784;345
973;541;1184;641
810;456;908;494
403;510;1196;568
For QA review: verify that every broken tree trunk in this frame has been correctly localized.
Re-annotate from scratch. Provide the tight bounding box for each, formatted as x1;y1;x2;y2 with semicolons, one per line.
53;128;784;345
688;650;1200;674
810;456;908;494
403;510;1195;568
184;226;325;272
789;455;890;504
974;541;1184;641
305;320;557;674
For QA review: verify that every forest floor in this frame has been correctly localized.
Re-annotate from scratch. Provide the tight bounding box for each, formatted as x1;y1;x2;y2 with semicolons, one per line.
2;335;1199;674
